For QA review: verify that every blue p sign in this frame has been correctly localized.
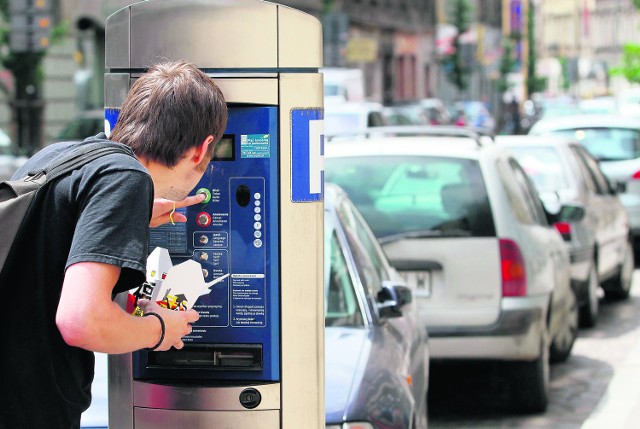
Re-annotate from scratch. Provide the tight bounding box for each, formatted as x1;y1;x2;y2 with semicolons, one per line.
291;109;324;203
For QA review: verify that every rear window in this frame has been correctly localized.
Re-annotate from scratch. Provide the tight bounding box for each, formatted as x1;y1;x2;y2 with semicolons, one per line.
508;146;570;192
325;156;496;240
549;128;640;161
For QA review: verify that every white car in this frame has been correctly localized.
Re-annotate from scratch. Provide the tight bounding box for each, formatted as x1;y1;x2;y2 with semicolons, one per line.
497;135;633;328
530;114;640;257
324;100;387;136
325;126;579;413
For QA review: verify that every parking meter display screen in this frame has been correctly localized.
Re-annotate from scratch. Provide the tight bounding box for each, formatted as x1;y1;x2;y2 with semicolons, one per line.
212;136;235;161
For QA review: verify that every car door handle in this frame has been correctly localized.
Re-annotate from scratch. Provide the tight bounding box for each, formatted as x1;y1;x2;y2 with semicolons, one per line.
389;259;443;271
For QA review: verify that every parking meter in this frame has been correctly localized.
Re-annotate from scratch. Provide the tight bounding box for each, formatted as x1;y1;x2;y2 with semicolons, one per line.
104;1;324;428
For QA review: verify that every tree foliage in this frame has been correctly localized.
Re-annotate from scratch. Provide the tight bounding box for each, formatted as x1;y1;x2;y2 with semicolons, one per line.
526;2;546;95
611;0;640;84
441;0;473;93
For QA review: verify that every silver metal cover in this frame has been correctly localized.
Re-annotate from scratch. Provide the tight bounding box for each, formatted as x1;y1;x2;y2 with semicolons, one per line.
106;0;322;70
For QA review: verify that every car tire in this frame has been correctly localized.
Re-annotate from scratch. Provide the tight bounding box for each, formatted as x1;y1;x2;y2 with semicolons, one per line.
550;289;578;363
603;241;634;301
579;264;599;328
509;338;549;413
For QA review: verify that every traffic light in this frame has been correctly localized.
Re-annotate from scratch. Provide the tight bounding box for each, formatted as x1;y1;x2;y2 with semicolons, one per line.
9;0;52;53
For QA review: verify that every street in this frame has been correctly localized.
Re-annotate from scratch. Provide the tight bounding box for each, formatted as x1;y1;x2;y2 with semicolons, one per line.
428;268;640;429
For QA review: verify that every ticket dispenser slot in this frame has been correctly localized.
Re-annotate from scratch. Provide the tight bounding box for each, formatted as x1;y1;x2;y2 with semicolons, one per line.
135;105;279;382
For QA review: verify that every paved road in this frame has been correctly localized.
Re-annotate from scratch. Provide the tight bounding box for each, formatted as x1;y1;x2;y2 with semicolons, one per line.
428;269;640;429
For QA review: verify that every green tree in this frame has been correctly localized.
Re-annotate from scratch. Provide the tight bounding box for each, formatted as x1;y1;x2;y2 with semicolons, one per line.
610;1;640;84
526;1;546;96
442;0;473;94
495;37;517;93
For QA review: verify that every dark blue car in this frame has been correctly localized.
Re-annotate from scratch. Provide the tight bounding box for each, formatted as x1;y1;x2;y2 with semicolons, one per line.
324;184;429;429
82;184;429;429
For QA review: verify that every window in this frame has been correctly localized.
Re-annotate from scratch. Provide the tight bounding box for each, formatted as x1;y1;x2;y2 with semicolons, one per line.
569;146;598;193
551;127;640;161
336;198;388;287
572;146;611;195
496;158;535;225
325;229;364;327
508;146;571;193
509;159;549;226
325;155;496;239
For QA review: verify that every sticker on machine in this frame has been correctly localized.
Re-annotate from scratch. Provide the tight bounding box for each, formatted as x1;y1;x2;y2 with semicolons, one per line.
291;108;324;203
241;134;270;158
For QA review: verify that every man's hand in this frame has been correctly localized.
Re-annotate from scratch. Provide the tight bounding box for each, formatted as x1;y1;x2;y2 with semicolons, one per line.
137;299;199;351
150;194;206;227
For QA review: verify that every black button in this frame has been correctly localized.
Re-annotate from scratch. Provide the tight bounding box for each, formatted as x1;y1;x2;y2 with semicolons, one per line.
236;184;251;207
239;388;261;409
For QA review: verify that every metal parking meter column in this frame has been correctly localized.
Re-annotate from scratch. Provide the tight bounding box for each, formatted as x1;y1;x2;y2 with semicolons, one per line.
104;1;324;428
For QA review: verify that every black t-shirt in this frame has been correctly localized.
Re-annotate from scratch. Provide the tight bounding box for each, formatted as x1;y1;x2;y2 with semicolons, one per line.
0;135;154;429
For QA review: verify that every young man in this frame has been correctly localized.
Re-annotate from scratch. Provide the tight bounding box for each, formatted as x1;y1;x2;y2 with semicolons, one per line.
0;61;227;428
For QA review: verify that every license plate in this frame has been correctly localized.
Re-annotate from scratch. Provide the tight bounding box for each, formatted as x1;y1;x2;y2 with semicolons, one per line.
399;270;432;297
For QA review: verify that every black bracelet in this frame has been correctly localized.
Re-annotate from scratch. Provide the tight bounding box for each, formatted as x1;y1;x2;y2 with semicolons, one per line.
143;312;165;351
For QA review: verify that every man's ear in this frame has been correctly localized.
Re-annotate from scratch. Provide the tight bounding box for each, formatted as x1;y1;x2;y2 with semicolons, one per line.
192;135;214;165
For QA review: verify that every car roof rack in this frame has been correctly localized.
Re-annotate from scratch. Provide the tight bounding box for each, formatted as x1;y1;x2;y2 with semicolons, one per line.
324;125;494;147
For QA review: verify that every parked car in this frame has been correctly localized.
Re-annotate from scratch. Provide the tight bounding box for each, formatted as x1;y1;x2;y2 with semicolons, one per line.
497;135;633;327
386;99;452;126
82;183;430;429
530;114;640;256
579;96;618;115
324;183;429;429
0;128;27;181
324;100;387;135
452;101;496;133
383;105;422;126
325;126;578;413
321;67;365;103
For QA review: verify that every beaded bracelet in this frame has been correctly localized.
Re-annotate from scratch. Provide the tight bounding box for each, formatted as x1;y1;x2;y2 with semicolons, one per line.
143;312;165;351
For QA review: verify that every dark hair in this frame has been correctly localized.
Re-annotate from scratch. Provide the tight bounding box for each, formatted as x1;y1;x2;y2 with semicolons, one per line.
110;60;227;167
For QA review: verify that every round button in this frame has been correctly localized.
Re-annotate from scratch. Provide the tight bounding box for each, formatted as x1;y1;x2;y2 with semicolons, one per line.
254;214;261;221
239;388;261;409
254;200;261;207
253;239;263;248
254;230;262;239
202;269;209;278
254;207;261;214
196;188;212;204
196;212;212;227
254;222;262;230
199;252;209;261
199;235;209;244
254;193;261;200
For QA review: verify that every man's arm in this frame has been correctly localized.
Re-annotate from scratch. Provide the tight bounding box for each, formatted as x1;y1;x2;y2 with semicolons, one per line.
56;262;198;354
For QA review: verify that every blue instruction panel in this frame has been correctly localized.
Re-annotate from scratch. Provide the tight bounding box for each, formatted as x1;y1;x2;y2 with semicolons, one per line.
134;106;280;382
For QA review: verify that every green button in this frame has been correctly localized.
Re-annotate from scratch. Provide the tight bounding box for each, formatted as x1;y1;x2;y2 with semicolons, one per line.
196;188;211;204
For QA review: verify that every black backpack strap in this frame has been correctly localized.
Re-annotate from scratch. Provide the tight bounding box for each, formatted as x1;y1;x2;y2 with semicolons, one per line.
43;141;136;182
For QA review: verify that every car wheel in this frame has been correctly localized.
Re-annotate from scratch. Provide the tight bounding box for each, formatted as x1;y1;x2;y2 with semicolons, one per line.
579;264;599;328
510;338;549;413
604;241;634;301
550;289;578;363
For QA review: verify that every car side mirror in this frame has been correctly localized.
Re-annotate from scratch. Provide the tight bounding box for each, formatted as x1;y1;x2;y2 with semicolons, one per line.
611;180;626;195
376;282;412;319
556;204;586;223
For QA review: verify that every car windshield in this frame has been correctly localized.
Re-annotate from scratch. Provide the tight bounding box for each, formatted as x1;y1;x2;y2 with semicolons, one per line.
507;146;571;192
325;156;496;240
549;128;640;161
0;129;12;155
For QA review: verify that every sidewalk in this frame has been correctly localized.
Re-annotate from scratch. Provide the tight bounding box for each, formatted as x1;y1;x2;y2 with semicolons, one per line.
581;282;640;429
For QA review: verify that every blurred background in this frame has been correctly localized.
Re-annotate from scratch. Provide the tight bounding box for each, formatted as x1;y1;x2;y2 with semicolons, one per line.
2;0;640;158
